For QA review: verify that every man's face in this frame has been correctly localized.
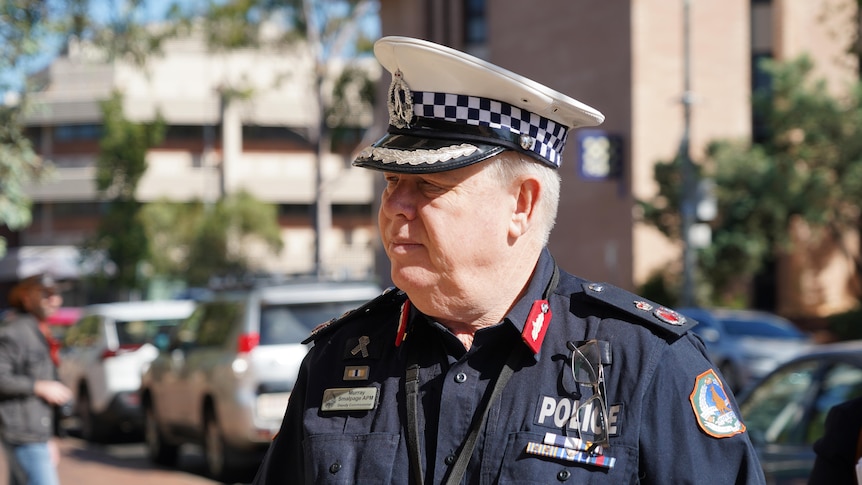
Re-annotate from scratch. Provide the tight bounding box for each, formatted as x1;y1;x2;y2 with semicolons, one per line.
24;285;62;321
378;160;518;303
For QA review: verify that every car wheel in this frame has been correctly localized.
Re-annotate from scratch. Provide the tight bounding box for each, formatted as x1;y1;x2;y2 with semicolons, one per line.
203;408;235;481
144;403;179;466
76;389;107;443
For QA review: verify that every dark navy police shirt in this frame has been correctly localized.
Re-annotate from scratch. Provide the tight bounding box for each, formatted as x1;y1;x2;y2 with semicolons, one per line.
253;249;766;484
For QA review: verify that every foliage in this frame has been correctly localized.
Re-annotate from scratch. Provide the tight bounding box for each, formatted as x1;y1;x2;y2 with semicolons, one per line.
0;0;186;258
96;91;166;196
0;103;49;255
639;55;862;306
0;0;65;256
2;1;376;284
825;307;862;341
187;0;377;277
637;271;679;308
192;0;377;132
85;91;165;297
140;192;284;287
327;64;377;149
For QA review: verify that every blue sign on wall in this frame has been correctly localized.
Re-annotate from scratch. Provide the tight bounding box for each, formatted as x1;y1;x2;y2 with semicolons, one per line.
576;129;623;181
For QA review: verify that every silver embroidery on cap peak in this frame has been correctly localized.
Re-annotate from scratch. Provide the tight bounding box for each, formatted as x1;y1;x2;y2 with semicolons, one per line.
388;70;413;129
358;144;479;165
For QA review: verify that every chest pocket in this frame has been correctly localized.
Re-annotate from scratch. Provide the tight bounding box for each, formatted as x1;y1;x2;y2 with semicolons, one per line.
303;432;399;484
496;431;634;484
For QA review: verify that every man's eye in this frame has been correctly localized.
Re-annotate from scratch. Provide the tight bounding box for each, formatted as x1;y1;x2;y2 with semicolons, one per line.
419;180;445;192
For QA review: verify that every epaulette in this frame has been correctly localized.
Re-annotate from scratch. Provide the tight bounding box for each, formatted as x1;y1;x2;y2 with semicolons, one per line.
580;282;697;338
302;287;408;344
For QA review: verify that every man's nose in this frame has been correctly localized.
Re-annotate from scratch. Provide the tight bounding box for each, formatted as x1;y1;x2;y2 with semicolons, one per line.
382;183;417;219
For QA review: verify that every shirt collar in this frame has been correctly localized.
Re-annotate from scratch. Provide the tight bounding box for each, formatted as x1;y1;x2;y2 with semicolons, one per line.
504;248;557;359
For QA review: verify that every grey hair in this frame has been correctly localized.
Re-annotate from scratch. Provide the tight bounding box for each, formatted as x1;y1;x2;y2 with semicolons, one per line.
485;151;561;245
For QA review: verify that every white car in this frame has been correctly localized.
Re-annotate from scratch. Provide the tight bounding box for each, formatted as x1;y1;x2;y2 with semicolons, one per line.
58;300;195;442
140;280;381;482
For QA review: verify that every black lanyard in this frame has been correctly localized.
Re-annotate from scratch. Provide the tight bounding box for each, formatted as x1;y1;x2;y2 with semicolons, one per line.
404;264;560;485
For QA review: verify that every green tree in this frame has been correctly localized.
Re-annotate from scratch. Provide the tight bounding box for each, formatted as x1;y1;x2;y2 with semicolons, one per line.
0;0;185;257
86;91;165;298
0;103;46;256
3;1;374;285
140;192;284;287
0;1;69;256
639;55;862;306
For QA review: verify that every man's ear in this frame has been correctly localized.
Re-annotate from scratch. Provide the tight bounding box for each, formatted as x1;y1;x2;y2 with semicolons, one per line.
510;177;540;238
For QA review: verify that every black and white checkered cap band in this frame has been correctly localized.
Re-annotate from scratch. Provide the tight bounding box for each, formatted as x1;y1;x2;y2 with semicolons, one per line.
412;91;569;167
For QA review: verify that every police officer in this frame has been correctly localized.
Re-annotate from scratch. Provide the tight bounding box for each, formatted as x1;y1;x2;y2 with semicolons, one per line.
253;36;766;484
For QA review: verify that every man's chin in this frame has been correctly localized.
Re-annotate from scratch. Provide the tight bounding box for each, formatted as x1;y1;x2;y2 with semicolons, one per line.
390;267;436;293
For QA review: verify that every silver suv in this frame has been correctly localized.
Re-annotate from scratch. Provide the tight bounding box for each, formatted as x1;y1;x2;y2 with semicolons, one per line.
140;280;381;481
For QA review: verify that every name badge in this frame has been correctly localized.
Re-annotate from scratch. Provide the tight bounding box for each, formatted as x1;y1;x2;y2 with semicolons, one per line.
321;387;379;412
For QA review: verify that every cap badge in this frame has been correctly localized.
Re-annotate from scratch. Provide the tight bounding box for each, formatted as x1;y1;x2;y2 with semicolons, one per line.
387;69;414;128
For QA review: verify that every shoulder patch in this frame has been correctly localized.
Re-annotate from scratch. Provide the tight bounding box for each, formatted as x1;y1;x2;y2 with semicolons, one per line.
580;282;696;337
689;369;746;438
302;287;407;344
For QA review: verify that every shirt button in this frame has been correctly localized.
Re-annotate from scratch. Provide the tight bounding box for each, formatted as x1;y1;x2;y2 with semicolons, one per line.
444;454;456;466
557;469;571;481
329;462;342;474
454;372;467;383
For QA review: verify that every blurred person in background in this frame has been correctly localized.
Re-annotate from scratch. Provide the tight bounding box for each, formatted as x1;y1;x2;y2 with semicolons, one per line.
0;273;73;485
808;395;862;485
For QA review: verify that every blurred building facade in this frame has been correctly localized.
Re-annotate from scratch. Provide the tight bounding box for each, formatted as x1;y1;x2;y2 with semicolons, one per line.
5;0;860;318
375;0;860;318
5;28;381;292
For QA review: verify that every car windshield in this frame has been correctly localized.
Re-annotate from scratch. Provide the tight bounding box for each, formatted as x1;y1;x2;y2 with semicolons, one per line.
116;319;185;346
259;300;366;345
740;359;819;445
720;318;805;339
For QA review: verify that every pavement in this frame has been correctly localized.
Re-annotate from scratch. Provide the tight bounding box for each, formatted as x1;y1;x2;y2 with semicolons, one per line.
0;438;222;485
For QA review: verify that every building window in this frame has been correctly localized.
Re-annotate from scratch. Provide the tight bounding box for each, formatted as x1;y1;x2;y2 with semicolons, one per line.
33;202;102;219
277;203;372;219
54;124;102;141
243;125;309;144
332;204;373;217
55;202;102;217
278;204;313;217
751;0;773;143
165;125;205;140
24;127;42;147
464;0;487;57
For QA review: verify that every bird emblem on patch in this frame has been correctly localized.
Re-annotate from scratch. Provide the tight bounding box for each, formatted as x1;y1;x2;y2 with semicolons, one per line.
689;369;746;438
